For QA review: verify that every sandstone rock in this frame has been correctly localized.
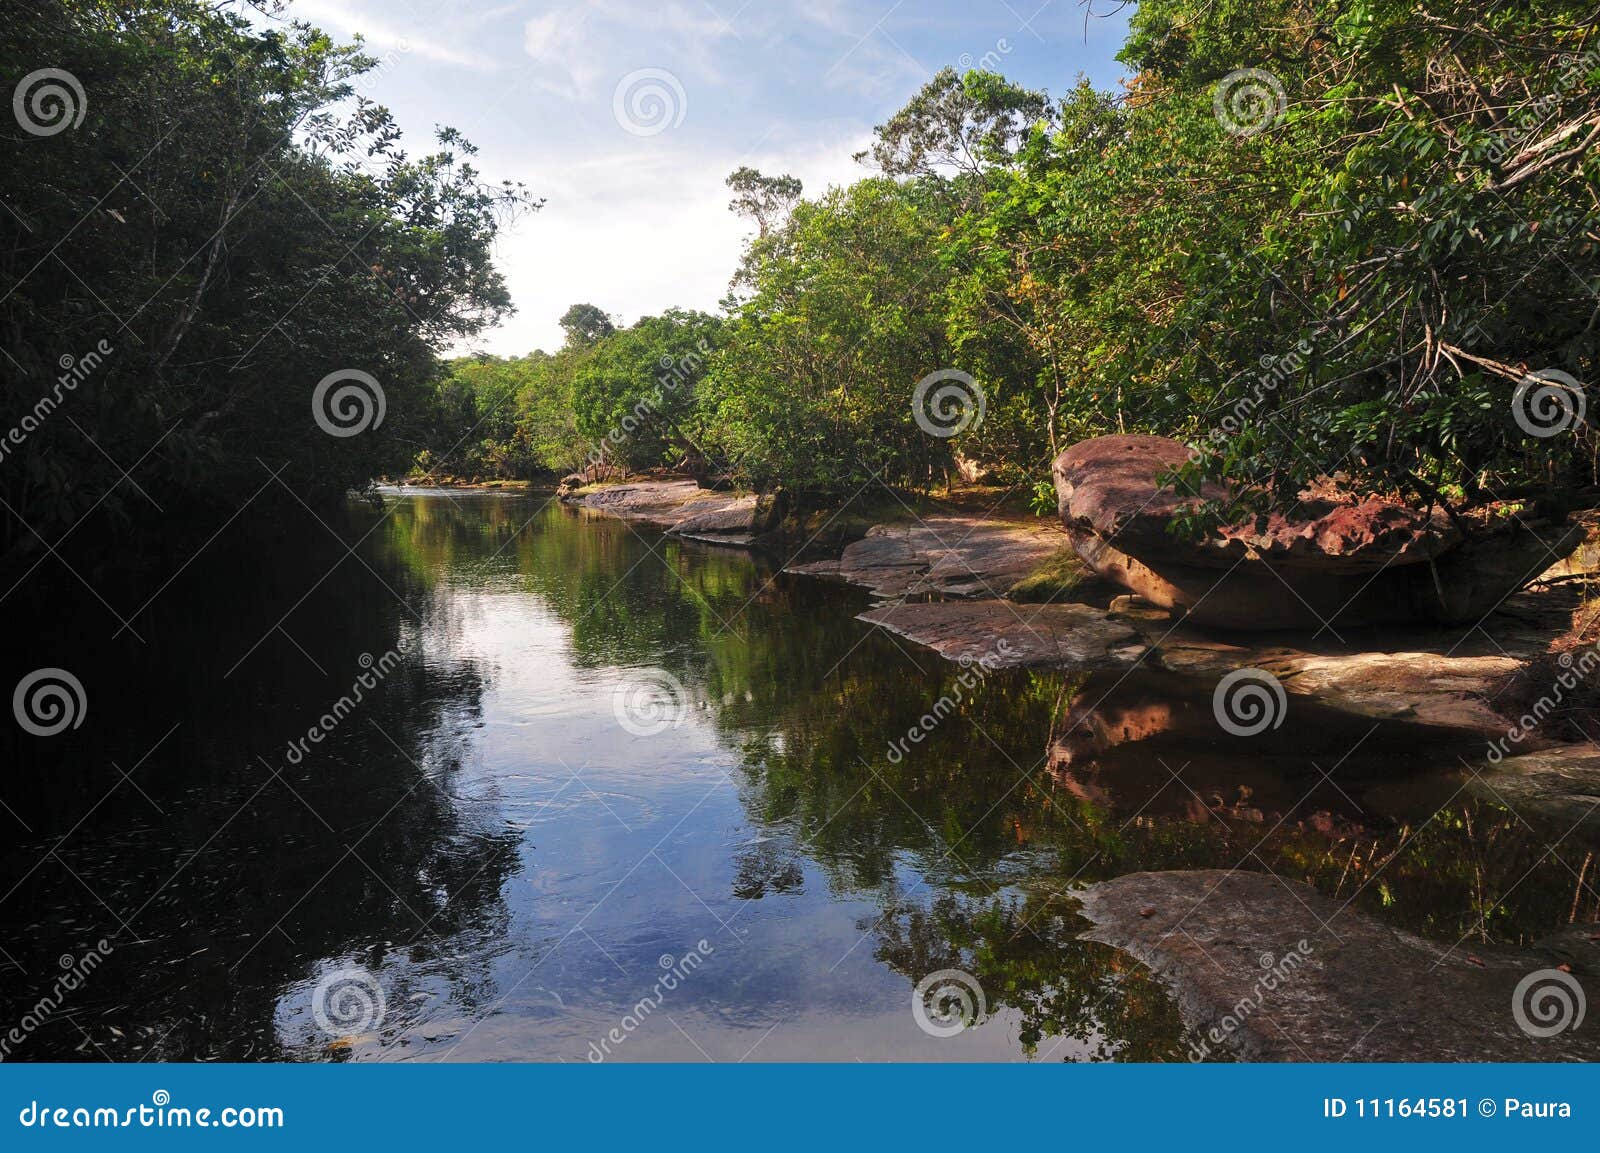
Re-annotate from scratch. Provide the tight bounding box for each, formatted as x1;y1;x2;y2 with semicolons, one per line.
858;600;1144;670
853;594;1538;735
1053;434;1573;629
787;516;1068;599
566;479;770;547
1466;744;1600;835
1076;869;1600;1061
669;494;759;536
569;479;705;527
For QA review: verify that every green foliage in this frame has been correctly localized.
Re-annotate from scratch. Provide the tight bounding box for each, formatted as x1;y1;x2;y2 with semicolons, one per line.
0;0;535;560
1005;547;1087;602
557;302;616;349
572;309;720;475
1117;0;1600;515
699;177;963;495
19;0;1593;540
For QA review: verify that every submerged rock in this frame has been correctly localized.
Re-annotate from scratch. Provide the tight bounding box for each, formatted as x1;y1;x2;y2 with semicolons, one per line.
787;515;1067;599
1053;434;1571;629
1076;870;1600;1061
858;600;1143;669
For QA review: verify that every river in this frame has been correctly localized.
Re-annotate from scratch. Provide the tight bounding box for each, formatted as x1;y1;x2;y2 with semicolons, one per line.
0;489;1588;1061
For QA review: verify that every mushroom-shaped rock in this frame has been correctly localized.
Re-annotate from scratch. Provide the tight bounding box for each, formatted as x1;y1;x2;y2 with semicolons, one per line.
1052;434;1563;630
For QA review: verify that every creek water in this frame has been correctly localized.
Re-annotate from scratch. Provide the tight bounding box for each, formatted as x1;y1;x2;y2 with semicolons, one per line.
0;489;1591;1061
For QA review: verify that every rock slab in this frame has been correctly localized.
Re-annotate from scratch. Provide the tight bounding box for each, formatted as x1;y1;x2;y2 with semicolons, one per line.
858;600;1144;670
788;515;1069;599
1076;869;1600;1061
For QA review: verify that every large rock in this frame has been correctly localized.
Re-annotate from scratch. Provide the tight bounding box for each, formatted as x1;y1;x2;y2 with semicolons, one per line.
858;600;1144;669
787;515;1068;599
1077;870;1600;1061
569;479;706;527
854;588;1578;736
565;480;779;547
1467;744;1600;837
1053;435;1570;629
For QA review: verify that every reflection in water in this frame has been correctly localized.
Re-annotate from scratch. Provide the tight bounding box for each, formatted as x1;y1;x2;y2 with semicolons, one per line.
1;490;1594;1061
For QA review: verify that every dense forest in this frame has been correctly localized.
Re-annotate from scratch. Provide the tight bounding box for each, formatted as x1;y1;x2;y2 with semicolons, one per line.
4;0;1598;567
1;0;537;568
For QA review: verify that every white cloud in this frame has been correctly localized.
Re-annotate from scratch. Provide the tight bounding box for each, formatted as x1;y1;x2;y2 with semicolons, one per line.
521;6;599;100
289;0;494;70
521;0;739;101
465;126;872;355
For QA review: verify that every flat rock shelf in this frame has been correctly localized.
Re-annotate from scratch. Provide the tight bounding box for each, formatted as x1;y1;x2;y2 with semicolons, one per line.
1075;870;1600;1062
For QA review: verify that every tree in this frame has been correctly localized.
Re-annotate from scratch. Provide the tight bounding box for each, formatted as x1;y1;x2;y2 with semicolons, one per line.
703;177;962;495
725;166;803;238
572;310;721;475
558;302;616;349
0;0;537;566
861;67;1048;191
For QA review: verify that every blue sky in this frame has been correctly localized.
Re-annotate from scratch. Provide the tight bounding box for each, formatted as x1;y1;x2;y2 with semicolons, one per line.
270;1;1133;353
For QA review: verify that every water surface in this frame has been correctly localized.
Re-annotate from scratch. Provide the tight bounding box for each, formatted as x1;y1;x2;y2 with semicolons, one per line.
1;489;1593;1061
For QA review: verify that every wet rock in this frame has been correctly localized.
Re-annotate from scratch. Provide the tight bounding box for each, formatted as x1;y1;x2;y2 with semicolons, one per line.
1053;434;1572;629
855;595;1531;735
858;600;1144;669
787;516;1067;599
567;479;706;527
1467;744;1600;834
1076;870;1600;1061
566;479;767;547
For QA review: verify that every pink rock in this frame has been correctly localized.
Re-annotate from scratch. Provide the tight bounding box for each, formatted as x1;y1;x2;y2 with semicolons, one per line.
1052;434;1565;629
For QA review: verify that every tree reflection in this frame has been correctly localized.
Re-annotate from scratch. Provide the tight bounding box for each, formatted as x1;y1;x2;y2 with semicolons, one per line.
33;491;1576;1062
872;888;1192;1060
0;501;517;1060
